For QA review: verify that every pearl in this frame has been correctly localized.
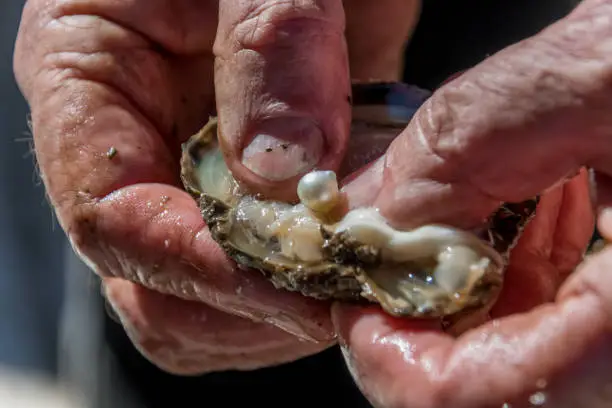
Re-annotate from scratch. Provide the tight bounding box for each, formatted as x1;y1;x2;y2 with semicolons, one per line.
297;170;340;213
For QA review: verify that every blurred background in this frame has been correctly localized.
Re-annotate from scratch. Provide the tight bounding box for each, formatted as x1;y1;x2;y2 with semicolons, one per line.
0;0;582;406
1;0;65;377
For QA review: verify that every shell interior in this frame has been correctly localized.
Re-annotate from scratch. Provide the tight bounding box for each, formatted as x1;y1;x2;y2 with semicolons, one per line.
180;118;515;318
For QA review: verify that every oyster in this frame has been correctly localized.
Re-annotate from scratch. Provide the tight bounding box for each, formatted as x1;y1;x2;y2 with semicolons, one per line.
180;84;537;319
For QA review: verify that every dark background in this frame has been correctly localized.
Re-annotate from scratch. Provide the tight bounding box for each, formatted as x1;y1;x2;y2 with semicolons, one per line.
1;0;582;407
1;0;65;376
404;0;581;88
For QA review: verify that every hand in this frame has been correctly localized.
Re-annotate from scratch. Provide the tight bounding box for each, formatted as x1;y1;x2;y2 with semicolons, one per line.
333;1;612;407
13;0;421;374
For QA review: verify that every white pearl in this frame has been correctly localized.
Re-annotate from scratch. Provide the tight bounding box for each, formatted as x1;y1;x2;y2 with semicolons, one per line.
297;170;340;212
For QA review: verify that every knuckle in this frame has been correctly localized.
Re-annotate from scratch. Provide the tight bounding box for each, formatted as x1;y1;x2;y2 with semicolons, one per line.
413;89;460;163
411;85;521;205
539;4;612;97
223;0;343;51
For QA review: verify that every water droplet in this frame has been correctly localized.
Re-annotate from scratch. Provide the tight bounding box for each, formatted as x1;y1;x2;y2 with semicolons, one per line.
529;391;547;406
164;239;171;248
501;403;512;408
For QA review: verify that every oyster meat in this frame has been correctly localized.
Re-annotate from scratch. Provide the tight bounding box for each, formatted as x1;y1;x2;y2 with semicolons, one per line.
180;83;537;319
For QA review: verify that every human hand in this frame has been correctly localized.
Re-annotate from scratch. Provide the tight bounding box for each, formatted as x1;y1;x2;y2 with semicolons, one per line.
13;0;421;374
332;1;612;407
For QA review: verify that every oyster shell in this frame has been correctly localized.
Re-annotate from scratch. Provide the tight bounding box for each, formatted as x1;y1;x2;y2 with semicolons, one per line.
180;125;536;319
180;83;537;318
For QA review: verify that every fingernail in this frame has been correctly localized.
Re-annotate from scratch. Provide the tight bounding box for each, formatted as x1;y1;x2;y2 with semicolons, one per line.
241;117;324;181
257;309;335;343
263;313;323;343
222;299;335;343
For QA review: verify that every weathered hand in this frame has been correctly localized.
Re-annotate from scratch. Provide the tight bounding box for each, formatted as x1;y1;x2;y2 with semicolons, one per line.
333;1;612;407
13;0;420;374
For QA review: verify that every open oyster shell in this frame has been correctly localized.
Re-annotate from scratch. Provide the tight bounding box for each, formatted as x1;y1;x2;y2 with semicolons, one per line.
180;84;537;319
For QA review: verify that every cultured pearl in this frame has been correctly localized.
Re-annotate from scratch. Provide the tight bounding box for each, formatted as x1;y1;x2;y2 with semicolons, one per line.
297;170;340;213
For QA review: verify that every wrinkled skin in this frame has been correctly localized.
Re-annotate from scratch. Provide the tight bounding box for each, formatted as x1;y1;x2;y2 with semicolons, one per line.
14;0;421;373
12;0;612;407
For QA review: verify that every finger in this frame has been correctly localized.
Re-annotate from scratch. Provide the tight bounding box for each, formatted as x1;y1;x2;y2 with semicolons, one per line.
332;244;612;408
441;184;565;336
85;183;335;342
213;0;351;201
345;0;612;230
491;171;594;319
443;172;592;334
441;184;564;336
550;169;595;280
489;184;564;318
15;0;219;146
15;1;334;341
104;278;331;375
344;0;422;82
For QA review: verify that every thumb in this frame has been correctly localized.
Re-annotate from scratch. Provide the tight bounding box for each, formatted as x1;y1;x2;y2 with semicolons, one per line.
213;0;351;201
